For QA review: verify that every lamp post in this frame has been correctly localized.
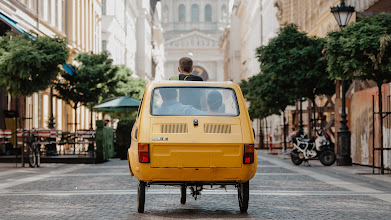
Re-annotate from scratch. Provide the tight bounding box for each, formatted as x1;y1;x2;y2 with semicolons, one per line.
49;85;55;129
331;0;355;166
298;98;304;135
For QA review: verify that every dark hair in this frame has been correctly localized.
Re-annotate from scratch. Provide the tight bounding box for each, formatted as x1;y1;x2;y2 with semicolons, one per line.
207;91;223;111
179;57;193;73
159;88;177;101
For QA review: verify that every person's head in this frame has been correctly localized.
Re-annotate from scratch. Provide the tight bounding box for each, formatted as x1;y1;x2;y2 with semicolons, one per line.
207;91;223;112
178;57;193;74
159;88;177;102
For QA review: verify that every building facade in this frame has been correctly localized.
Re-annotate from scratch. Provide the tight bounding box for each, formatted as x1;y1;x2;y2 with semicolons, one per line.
161;0;230;81
100;0;165;80
220;0;281;147
0;0;103;132
266;0;391;168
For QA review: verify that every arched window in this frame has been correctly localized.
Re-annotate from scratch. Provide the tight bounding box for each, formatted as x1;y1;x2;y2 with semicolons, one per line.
205;4;212;22
178;4;185;22
221;5;227;22
191;4;199;22
163;5;169;23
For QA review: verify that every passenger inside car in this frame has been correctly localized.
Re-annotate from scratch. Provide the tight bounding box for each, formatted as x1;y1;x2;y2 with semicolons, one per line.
154;88;205;116
152;87;239;116
207;90;223;113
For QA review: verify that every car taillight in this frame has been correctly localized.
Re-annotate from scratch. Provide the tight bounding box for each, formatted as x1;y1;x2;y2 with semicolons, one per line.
138;143;150;163
243;144;254;164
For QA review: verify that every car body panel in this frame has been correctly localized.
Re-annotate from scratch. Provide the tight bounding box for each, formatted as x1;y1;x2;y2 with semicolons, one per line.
128;81;257;184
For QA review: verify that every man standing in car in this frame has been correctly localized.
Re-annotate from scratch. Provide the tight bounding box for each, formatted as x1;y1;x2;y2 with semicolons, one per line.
169;57;203;81
170;57;203;110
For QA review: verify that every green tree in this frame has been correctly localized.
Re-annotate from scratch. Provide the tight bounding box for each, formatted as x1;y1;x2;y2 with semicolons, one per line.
240;75;290;120
325;13;391;172
55;51;117;131
0;33;68;96
105;65;146;100
326;13;391;84
256;24;334;102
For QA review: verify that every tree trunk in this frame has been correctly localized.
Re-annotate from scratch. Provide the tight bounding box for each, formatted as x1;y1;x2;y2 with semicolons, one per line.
90;104;93;129
313;98;316;135
378;84;384;174
265;119;269;149
283;110;287;152
259;116;264;149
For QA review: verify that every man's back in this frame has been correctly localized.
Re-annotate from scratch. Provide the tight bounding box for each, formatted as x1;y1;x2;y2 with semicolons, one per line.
169;73;203;81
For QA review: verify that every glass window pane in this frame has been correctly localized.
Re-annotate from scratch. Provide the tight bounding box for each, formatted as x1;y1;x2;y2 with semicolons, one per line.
205;4;211;22
191;4;199;22
151;87;239;116
178;4;185;22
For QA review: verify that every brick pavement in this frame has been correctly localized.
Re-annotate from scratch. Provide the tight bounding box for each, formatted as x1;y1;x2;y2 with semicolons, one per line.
0;151;390;219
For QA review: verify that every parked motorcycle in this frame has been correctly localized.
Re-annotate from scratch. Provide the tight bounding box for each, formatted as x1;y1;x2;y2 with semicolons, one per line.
290;130;336;166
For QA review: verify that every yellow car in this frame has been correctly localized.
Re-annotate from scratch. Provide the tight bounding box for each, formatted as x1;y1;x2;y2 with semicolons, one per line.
128;81;257;213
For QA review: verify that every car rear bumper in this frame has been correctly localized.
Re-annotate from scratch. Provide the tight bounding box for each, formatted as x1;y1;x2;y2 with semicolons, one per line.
130;152;257;183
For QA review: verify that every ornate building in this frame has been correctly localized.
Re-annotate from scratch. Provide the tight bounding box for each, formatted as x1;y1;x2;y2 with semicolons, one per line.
101;0;165;80
273;0;381;37
161;0;230;81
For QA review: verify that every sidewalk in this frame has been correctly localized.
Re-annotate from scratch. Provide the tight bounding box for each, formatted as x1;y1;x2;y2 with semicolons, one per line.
259;149;391;185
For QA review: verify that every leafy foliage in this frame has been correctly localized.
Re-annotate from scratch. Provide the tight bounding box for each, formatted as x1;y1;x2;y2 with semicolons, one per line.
54;51;118;108
240;76;290;119
326;13;391;84
242;24;334;119
104;65;146;100
256;24;334;100
0;33;68;96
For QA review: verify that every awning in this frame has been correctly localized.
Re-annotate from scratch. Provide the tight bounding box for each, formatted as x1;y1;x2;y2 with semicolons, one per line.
62;63;76;76
0;11;74;76
94;96;140;113
0;12;35;40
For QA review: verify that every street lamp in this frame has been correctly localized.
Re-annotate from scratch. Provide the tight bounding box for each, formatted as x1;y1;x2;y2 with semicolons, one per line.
298;98;304;135
49;85;55;128
330;0;355;27
331;0;355;166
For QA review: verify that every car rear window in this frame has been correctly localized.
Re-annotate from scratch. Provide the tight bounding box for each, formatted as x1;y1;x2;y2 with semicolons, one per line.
151;87;239;116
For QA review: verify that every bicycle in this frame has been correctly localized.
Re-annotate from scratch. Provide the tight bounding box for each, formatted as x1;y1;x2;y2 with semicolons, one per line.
23;129;40;168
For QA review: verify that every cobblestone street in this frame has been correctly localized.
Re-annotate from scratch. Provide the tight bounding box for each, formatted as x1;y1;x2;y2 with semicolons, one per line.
1;151;391;219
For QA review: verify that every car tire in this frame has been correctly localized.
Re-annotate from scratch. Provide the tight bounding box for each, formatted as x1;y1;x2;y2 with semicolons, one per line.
238;181;249;213
180;185;186;204
138;180;146;213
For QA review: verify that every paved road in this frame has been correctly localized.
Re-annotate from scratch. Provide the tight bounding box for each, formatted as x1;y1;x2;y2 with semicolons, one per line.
0;151;391;219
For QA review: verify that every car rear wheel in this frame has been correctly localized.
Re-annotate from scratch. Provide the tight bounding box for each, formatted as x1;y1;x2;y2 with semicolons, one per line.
238;181;249;213
138;181;146;213
180;185;186;204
